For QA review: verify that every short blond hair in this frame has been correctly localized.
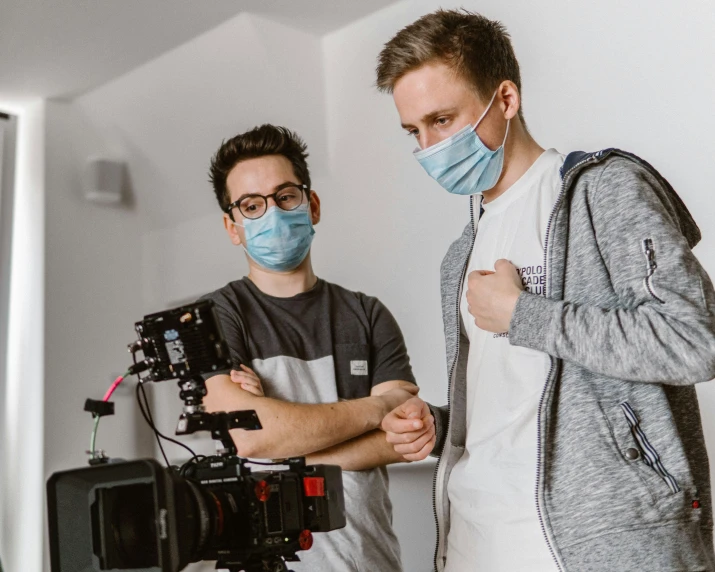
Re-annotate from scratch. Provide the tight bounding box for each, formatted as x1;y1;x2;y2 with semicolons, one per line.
376;9;524;120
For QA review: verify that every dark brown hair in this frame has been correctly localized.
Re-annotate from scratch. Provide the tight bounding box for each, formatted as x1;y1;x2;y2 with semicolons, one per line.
209;124;311;213
376;9;523;119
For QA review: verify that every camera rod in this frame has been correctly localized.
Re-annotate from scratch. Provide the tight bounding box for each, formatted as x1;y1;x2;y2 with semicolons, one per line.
175;376;262;456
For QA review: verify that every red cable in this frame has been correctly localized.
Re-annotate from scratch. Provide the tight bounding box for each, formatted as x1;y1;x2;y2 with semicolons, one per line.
102;374;124;402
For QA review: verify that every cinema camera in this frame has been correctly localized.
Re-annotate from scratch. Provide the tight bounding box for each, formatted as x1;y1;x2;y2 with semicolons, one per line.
46;300;346;572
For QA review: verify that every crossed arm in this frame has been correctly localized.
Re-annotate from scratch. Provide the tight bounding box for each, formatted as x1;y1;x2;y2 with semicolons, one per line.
204;368;420;470
305;381;435;470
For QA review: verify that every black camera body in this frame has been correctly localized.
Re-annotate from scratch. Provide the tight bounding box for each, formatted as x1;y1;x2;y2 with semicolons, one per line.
184;456;344;565
46;300;346;572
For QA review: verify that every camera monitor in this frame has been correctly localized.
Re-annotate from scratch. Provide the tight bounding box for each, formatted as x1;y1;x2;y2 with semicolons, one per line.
135;299;231;382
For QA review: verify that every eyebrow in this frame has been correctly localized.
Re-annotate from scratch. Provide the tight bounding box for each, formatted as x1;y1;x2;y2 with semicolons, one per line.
274;181;302;192
401;107;458;129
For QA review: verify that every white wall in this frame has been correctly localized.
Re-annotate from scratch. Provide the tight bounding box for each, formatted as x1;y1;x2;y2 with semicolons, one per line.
42;1;715;571
76;12;330;309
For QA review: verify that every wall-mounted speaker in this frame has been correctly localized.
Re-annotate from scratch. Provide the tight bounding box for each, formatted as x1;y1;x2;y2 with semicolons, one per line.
84;158;125;204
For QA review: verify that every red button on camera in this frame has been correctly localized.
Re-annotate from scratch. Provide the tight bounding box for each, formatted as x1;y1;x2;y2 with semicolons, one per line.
303;477;325;497
299;529;313;550
255;480;271;502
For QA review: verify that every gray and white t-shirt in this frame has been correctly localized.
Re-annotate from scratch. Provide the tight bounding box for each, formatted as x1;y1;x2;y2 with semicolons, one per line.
204;277;415;572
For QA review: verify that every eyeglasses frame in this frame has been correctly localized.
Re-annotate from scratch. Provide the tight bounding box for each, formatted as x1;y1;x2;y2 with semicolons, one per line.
225;184;311;221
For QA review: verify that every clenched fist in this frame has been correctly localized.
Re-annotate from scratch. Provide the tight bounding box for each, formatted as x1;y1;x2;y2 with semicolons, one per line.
466;258;524;333
381;397;436;461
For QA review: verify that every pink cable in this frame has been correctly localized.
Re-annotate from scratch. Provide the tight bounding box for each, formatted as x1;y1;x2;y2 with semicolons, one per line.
103;375;124;402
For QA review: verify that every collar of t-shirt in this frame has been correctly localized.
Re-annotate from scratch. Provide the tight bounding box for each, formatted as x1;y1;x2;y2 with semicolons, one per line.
474;148;562;220
242;276;325;303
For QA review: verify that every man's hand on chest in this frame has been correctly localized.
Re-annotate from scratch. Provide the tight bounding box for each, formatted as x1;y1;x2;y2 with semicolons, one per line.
466;258;524;333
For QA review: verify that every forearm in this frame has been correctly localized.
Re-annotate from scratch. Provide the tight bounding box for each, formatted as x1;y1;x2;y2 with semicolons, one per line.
205;376;387;458
306;430;406;471
509;292;715;383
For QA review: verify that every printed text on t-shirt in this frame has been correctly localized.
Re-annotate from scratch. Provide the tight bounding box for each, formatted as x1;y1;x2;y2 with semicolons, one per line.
517;264;545;296
492;264;546;339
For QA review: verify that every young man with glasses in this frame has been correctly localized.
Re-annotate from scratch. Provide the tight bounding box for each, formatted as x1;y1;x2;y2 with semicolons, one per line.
376;9;715;572
202;124;423;571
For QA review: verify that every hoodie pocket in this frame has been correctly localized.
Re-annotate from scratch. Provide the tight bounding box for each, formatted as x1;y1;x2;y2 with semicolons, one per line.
606;401;681;500
642;238;665;304
619;402;680;493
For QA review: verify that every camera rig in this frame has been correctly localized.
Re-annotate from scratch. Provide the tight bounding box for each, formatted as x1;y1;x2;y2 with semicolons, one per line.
131;302;262;456
50;300;346;572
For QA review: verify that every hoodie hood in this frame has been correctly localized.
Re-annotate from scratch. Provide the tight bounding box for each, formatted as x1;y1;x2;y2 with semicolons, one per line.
562;149;702;249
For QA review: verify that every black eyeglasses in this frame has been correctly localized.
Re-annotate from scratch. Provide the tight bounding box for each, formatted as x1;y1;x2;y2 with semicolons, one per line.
226;184;310;221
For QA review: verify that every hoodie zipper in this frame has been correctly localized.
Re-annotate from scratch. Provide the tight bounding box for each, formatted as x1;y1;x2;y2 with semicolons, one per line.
642;238;665;304
535;153;603;572
432;197;477;572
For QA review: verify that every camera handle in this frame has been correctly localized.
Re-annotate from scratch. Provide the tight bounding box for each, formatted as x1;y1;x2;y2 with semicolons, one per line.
175;377;262;456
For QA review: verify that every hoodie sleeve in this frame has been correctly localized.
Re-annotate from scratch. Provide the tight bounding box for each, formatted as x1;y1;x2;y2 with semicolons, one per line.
428;404;450;458
509;157;715;384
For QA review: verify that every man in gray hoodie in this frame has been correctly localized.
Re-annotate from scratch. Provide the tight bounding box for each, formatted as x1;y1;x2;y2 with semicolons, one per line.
376;9;715;572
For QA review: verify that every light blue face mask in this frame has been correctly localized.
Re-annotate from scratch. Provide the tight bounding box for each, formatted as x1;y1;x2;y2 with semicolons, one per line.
413;90;509;195
234;204;315;272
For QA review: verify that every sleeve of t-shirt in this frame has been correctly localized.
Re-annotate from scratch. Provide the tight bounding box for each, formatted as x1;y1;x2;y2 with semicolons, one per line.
199;293;250;380
367;297;417;387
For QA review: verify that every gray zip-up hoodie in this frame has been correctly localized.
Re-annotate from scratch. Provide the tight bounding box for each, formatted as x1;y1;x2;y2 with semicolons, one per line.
430;149;715;572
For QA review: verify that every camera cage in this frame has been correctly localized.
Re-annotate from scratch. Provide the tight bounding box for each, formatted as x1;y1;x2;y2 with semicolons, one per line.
133;301;301;572
73;300;332;572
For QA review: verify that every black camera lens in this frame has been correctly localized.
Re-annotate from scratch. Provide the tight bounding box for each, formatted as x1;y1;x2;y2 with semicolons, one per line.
174;477;250;562
171;477;211;567
95;483;159;568
86;467;216;571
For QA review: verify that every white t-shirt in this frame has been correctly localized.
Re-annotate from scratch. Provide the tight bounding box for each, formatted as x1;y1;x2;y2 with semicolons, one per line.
444;149;564;572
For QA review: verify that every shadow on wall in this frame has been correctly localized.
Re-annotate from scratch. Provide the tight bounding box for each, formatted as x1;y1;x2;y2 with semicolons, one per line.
388;460;438;572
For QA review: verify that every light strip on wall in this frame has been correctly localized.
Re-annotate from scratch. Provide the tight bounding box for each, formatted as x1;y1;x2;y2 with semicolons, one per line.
0;98;45;572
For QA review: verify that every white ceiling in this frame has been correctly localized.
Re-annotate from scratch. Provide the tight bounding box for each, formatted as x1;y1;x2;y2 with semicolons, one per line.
0;0;400;100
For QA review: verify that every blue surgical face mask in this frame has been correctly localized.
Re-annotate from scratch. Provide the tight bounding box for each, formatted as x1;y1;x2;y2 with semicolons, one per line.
234;204;315;272
413;90;509;195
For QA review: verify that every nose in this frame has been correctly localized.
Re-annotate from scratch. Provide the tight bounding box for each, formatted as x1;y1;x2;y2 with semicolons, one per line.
420;132;441;150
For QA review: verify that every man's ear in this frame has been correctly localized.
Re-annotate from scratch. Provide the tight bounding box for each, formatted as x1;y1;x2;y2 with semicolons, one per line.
309;190;321;225
498;80;520;121
223;213;243;246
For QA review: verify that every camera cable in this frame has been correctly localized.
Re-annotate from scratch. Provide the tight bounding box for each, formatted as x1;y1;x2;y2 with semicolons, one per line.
135;379;205;470
89;370;130;461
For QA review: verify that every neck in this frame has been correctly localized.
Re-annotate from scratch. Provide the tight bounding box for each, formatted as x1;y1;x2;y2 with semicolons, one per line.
246;253;318;297
481;119;545;204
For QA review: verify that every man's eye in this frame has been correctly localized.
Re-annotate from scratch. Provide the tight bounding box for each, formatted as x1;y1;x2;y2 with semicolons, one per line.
436;117;449;126
406;129;418;137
